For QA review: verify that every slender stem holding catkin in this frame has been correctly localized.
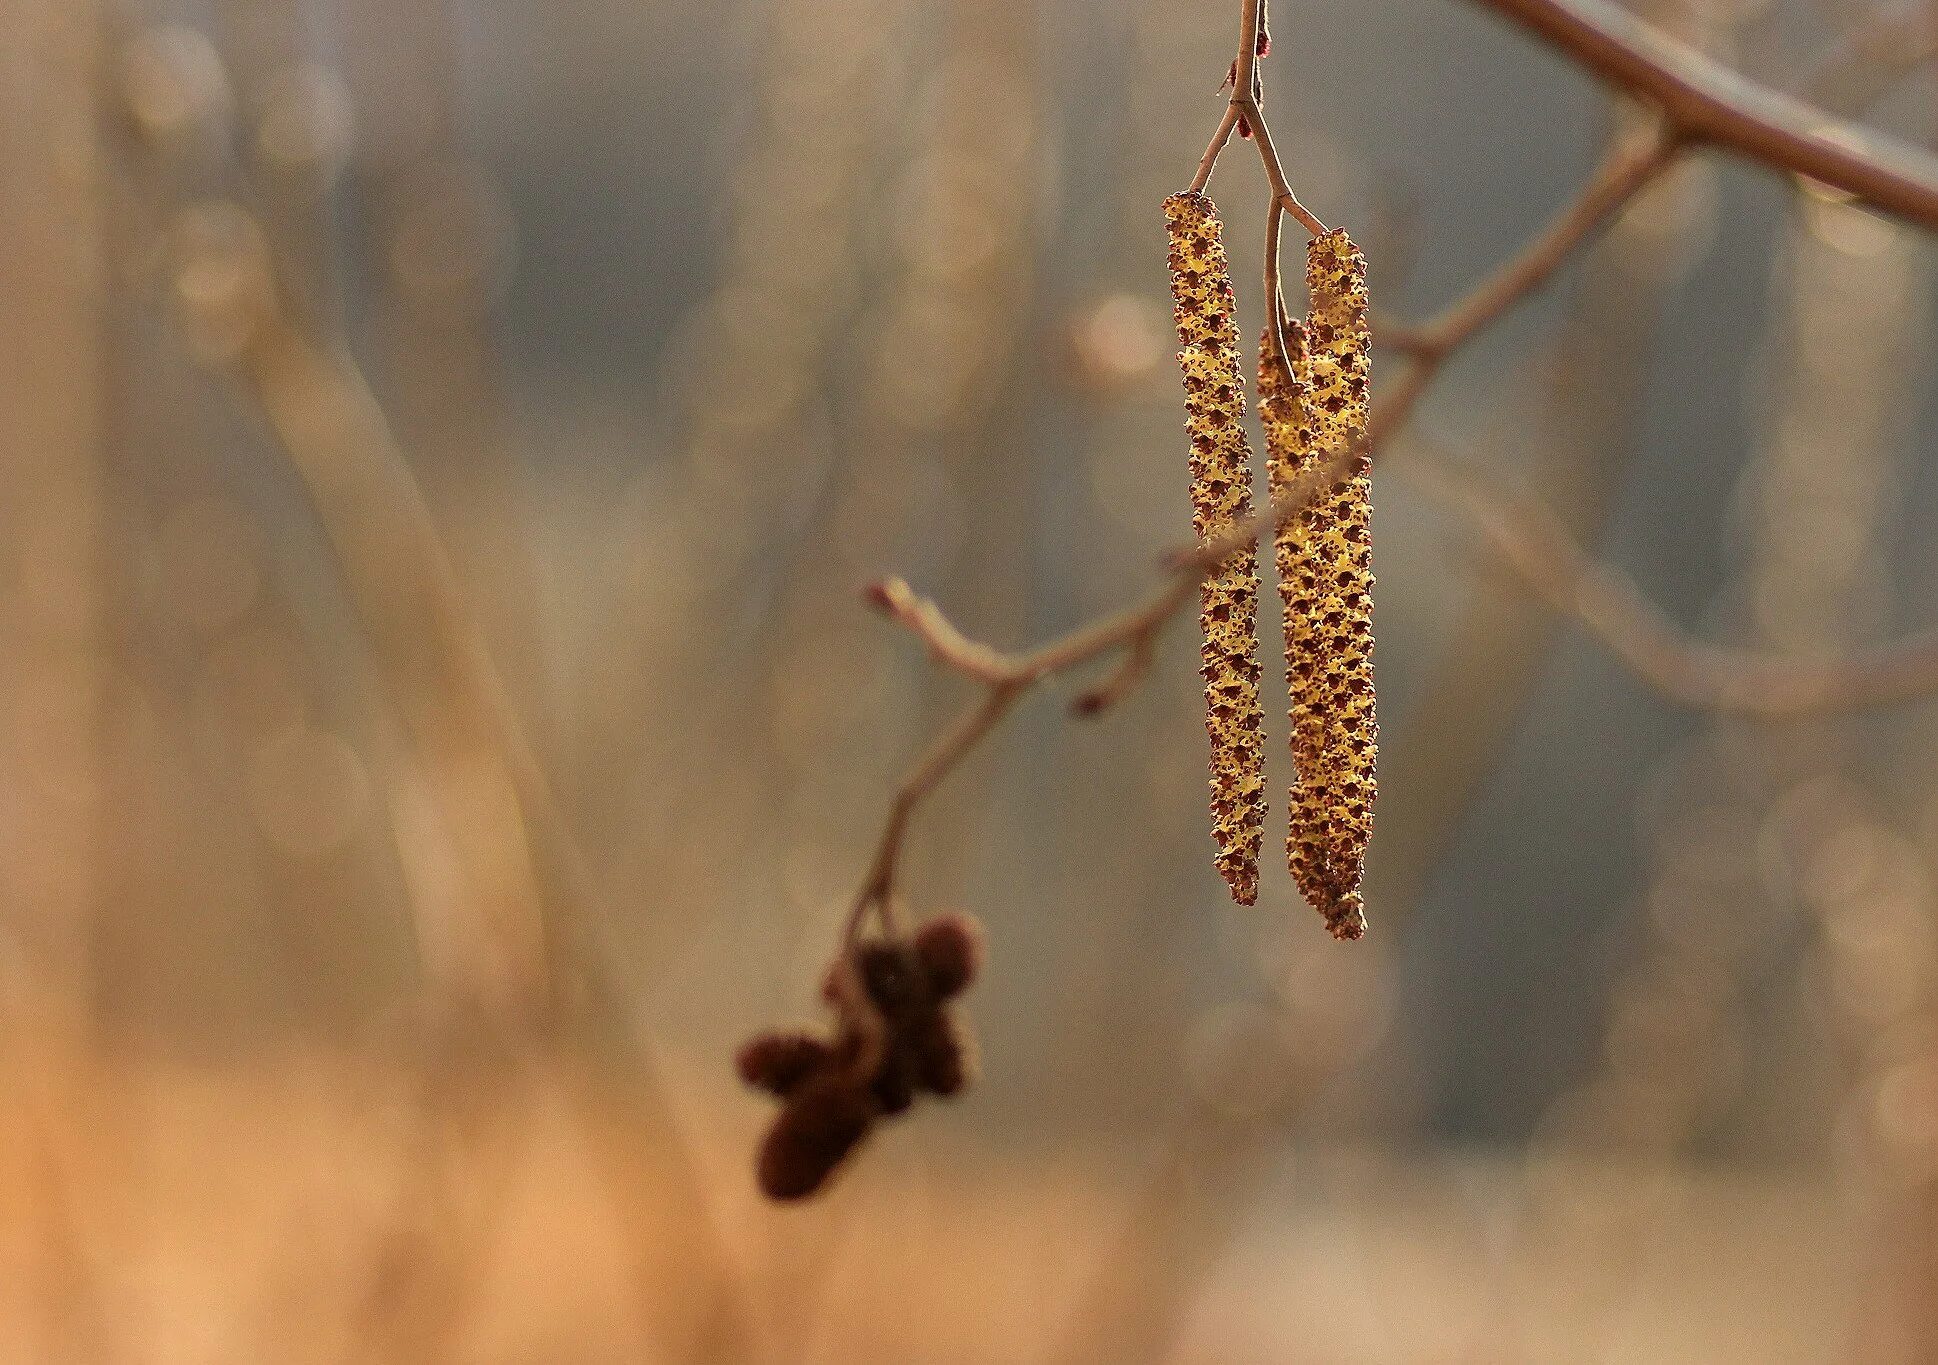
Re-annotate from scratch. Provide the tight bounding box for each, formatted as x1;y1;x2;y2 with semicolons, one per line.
1239;0;1328;235
1187;0;1327;237
844;683;1024;943
1263;198;1293;384
1189;106;1243;195
1247;113;1329;237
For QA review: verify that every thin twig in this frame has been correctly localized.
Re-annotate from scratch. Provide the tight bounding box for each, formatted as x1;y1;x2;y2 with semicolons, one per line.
865;578;1016;685
1072;626;1161;717
843;683;1025;941
1233;0;1328;235
1262;196;1294;387
1377;123;1680;358
1187;105;1242;195
1362;119;1683;468
1407;440;1938;716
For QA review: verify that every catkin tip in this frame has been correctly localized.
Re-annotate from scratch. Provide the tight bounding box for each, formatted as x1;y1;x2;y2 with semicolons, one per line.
1324;894;1368;942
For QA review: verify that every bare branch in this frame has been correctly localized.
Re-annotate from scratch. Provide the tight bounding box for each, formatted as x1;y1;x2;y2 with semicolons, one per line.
865;578;1019;685
1469;0;1938;228
844;685;1024;939
1407;444;1938;716
1374;123;1679;439
1187;105;1243;196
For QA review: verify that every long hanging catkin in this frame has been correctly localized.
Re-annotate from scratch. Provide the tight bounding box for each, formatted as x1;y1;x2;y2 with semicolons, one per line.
1260;230;1374;940
1164;191;1266;907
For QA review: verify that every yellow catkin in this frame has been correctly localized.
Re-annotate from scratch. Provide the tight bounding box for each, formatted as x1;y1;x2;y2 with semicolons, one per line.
1260;229;1375;940
1164;190;1266;907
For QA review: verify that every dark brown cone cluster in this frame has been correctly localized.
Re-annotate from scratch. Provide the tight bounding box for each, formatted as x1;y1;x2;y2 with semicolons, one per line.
736;913;983;1201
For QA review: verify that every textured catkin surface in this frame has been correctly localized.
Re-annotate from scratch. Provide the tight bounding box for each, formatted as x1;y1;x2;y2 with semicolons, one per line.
1163;191;1266;907
1261;229;1375;940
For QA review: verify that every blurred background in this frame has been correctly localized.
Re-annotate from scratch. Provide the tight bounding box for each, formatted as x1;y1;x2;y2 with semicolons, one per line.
6;0;1938;1358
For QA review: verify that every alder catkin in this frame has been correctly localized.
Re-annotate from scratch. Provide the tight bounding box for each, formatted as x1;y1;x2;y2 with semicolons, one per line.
736;1030;835;1096
1260;229;1375;940
757;1076;877;1201
1164;190;1267;907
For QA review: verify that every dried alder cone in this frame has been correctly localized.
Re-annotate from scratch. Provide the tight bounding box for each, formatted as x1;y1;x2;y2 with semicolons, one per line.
737;913;982;1200
1164;190;1268;907
1259;230;1376;940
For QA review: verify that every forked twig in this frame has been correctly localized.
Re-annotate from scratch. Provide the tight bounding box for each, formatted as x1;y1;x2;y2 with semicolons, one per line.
1189;0;1329;237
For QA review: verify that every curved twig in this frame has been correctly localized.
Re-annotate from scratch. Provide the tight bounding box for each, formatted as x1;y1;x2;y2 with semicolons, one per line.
1406;442;1938;717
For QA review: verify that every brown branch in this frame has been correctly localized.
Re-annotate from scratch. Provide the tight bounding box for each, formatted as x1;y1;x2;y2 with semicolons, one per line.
1407;443;1938;716
843;683;1024;940
1467;0;1938;228
1233;0;1328;236
865;578;1017;685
